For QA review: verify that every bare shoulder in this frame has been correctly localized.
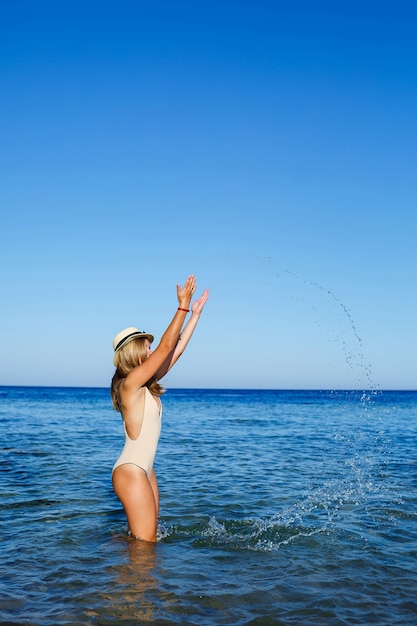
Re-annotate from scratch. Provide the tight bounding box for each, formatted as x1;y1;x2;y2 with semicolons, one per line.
123;352;167;391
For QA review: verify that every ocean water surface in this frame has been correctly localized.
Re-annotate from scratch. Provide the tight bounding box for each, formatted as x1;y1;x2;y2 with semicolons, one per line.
1;386;416;625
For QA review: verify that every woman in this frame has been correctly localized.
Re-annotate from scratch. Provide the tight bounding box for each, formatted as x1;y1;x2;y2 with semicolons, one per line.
111;274;209;542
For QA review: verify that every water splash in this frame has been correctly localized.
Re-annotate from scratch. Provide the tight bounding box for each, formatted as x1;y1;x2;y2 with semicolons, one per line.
158;441;389;553
277;268;377;392
188;255;390;552
160;509;339;553
205;250;378;391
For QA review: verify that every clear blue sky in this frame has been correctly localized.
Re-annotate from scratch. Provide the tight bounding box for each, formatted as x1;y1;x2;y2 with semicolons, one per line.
1;0;416;389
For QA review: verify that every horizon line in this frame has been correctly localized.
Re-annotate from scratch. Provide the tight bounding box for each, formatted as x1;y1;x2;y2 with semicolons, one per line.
1;385;416;393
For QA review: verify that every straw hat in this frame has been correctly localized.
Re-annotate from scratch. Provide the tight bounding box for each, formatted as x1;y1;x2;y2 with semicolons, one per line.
113;326;154;365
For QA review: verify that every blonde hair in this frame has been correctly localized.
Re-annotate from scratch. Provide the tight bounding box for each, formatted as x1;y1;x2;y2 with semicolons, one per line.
111;336;165;412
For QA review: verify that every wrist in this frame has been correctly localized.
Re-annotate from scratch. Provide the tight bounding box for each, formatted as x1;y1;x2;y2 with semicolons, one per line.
178;306;190;313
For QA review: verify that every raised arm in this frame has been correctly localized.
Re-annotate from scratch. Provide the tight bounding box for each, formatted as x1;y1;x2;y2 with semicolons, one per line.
155;288;209;379
123;275;198;393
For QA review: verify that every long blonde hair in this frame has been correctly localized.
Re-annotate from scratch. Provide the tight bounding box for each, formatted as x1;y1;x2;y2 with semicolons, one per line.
111;337;165;412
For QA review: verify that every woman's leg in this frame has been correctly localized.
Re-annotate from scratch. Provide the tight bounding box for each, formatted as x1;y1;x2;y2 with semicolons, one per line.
112;465;158;542
148;468;159;518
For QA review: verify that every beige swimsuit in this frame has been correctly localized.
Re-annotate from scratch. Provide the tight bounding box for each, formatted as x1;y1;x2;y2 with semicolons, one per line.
112;387;162;477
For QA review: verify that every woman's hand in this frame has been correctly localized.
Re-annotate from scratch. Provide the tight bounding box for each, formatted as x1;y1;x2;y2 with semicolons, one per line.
177;275;197;309
191;288;209;315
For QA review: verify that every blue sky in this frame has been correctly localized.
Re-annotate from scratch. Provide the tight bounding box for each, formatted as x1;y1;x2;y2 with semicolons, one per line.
1;0;416;389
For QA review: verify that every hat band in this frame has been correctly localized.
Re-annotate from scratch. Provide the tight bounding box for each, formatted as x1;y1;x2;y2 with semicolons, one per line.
114;331;144;352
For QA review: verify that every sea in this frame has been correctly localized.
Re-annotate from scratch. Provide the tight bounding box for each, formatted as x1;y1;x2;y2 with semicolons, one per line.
1;385;416;625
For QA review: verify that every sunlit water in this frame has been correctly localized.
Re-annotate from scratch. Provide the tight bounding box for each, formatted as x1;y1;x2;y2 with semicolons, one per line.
1;386;416;625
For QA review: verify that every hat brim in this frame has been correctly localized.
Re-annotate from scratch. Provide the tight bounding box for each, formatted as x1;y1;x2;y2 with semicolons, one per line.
113;333;154;366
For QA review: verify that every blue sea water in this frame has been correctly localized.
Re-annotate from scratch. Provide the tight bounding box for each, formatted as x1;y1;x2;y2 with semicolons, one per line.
1;386;416;625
